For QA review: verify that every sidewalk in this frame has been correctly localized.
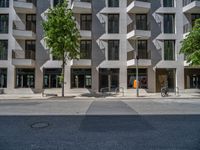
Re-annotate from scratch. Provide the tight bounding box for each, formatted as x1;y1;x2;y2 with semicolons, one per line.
0;92;200;100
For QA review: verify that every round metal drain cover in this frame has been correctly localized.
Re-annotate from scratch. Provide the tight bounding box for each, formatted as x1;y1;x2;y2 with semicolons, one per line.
31;122;50;129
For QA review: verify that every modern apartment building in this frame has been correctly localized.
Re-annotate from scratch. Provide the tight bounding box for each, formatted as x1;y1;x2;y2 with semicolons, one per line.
0;0;200;94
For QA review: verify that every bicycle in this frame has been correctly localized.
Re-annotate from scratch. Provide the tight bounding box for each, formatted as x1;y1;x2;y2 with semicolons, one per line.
161;86;169;97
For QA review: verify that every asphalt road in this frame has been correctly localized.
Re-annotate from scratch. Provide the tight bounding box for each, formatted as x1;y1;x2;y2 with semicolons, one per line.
0;98;200;150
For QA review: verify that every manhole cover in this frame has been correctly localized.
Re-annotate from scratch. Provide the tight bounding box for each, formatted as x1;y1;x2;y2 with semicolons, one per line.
31;122;50;129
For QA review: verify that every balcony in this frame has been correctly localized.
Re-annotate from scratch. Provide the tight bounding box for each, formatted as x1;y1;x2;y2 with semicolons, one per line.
12;50;35;67
13;29;36;40
80;30;91;39
127;0;151;14
71;0;91;14
183;0;200;13
127;51;151;67
13;0;36;14
127;21;151;39
13;23;36;40
70;59;91;67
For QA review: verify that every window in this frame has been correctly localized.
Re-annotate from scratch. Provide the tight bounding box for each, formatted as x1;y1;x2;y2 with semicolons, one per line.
16;68;35;88
0;68;7;88
99;68;119;91
164;14;175;33
108;40;119;60
43;68;62;88
25;40;35;60
163;0;174;7
0;0;9;7
138;40;148;59
127;69;147;89
136;14;147;30
108;14;119;33
26;14;36;33
0;14;8;33
164;40;175;60
108;0;119;7
191;14;200;27
71;69;91;88
80;40;92;59
53;0;64;6
80;14;92;30
27;0;37;6
0;40;8;60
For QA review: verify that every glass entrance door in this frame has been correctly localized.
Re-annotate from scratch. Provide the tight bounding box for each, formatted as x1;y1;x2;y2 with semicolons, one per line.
99;68;119;92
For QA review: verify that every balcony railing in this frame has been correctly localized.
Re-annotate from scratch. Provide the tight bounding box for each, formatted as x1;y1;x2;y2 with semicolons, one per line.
183;0;200;6
127;0;149;6
127;21;150;33
14;0;37;6
12;50;35;60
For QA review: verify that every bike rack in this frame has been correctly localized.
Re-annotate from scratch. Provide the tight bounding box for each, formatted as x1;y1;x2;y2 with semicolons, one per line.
115;87;124;97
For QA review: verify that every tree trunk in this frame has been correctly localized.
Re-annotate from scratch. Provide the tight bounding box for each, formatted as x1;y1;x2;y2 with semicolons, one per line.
61;57;65;97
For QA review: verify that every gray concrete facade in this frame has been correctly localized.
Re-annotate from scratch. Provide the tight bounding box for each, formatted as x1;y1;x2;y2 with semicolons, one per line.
0;0;200;94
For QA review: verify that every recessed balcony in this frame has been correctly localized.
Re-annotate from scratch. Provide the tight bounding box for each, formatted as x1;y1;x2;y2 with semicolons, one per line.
13;0;36;14
127;0;151;14
12;50;35;67
183;0;200;13
71;0;91;13
127;22;151;39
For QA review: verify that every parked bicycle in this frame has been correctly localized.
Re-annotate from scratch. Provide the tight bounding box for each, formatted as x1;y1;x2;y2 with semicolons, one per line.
161;86;169;97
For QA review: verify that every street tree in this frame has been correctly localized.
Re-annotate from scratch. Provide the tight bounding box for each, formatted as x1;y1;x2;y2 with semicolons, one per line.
42;0;80;97
180;18;200;65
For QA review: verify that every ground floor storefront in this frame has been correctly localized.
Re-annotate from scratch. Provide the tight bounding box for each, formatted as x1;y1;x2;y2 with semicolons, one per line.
1;67;200;94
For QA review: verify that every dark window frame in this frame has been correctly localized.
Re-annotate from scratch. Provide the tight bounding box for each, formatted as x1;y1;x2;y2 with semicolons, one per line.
108;40;119;60
108;14;119;33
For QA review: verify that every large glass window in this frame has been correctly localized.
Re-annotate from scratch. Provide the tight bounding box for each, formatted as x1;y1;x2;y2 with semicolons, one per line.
138;40;148;59
80;40;91;59
108;40;119;60
71;68;91;88
164;40;175;60
156;69;176;92
163;0;174;7
108;14;119;33
127;69;148;89
164;14;175;33
191;14;200;27
108;0;119;7
16;68;35;88
43;68;62;88
0;68;7;88
26;14;36;33
99;68;119;91
80;14;92;30
0;0;9;7
0;14;8;33
136;14;147;30
0;40;8;60
25;40;35;60
185;69;200;89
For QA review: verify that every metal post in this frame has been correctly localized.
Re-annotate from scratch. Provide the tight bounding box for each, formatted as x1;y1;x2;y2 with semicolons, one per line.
136;39;139;97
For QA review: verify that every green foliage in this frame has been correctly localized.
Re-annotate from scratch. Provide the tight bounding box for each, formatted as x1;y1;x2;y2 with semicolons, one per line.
180;18;200;65
42;0;80;62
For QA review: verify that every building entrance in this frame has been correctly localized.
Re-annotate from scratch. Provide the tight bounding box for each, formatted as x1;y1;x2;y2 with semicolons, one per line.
185;69;200;89
99;68;119;92
156;69;176;92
